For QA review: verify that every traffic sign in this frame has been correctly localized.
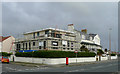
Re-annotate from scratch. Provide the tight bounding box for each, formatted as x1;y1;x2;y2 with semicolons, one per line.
74;50;78;53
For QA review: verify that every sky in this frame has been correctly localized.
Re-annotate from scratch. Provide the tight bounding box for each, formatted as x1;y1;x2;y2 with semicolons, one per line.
2;2;118;51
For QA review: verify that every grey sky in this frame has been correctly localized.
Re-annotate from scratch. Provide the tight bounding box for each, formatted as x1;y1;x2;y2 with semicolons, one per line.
2;2;118;51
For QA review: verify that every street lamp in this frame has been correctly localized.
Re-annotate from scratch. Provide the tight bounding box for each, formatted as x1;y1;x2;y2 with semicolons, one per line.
109;28;112;60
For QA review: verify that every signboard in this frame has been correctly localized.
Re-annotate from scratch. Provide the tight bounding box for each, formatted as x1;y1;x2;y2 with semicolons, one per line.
62;40;67;45
52;41;58;46
53;42;58;45
39;42;43;46
74;50;78;53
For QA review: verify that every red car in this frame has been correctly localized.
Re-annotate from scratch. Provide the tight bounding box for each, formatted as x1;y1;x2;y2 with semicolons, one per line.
0;56;9;64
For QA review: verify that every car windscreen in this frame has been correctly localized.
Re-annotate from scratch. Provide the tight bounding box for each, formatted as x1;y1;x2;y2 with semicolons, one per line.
3;57;8;59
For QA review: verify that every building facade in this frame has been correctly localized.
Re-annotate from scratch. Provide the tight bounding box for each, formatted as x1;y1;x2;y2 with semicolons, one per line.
15;24;102;52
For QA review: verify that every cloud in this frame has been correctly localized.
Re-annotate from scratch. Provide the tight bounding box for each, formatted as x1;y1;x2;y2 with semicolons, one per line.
2;2;118;51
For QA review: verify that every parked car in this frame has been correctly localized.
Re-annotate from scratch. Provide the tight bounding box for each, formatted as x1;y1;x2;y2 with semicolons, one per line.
0;56;9;64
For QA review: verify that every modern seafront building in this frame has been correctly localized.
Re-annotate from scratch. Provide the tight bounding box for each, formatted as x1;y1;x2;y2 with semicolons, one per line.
15;24;102;52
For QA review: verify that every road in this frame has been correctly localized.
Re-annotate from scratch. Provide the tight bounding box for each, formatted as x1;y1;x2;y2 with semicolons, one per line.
1;59;119;73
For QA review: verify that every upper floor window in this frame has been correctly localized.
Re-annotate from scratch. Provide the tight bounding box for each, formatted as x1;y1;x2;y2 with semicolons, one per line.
33;33;35;38
82;35;85;40
37;32;39;37
45;30;49;34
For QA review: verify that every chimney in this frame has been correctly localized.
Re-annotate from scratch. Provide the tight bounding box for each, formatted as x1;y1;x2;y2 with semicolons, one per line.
68;24;74;31
81;29;87;34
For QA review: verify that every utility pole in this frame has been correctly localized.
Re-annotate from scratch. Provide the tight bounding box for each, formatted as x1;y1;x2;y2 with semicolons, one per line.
109;28;112;60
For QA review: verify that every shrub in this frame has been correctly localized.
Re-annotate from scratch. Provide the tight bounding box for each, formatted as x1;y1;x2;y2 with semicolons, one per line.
97;49;104;55
80;45;89;52
111;53;116;56
15;50;96;58
0;52;12;56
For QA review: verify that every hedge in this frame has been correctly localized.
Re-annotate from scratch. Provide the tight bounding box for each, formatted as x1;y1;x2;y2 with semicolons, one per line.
15;50;96;58
111;53;116;56
0;52;12;56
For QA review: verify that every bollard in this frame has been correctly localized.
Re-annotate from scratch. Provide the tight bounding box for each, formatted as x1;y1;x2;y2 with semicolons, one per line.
66;57;68;65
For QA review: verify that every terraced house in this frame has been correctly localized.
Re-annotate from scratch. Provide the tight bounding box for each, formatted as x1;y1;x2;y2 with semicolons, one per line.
15;24;102;52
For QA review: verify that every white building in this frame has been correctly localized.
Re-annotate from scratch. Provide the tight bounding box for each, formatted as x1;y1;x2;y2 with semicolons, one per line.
67;24;102;52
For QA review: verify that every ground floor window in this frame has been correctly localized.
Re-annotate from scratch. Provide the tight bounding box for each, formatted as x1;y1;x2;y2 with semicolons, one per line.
51;47;58;49
33;42;35;46
16;44;21;50
71;48;73;50
39;46;42;49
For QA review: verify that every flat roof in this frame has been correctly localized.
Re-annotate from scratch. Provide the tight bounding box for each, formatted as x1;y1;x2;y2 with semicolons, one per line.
23;28;74;35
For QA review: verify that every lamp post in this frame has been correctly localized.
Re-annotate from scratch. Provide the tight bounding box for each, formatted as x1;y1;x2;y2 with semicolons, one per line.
109;28;112;60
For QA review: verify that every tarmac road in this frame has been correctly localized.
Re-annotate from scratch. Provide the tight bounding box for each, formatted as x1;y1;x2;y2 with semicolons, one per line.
1;59;119;73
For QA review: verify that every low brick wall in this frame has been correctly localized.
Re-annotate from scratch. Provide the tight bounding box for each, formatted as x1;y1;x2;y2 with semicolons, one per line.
10;55;117;65
14;56;96;65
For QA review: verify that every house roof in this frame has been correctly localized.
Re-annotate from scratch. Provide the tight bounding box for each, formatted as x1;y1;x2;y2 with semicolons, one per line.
89;34;97;39
0;36;11;42
23;27;74;35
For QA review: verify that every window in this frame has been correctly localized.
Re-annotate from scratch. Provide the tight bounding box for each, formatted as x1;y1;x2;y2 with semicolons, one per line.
16;44;20;50
29;42;31;50
45;30;49;34
37;32;39;37
44;41;46;49
33;42;35;46
51;31;55;37
33;33;35;38
71;43;73;47
51;47;58;49
23;43;24;50
71;48;73;50
67;41;69;47
39;46;42;49
26;43;27;49
82;35;85;39
63;48;65;50
56;34;61;38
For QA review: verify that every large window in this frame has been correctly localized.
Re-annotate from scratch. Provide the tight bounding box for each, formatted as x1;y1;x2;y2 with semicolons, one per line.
16;44;20;50
45;30;49;34
51;47;58;49
29;42;31;50
33;33;35;38
44;41;46;49
37;32;39;37
26;43;27;50
23;43;24;50
67;41;69;47
39;41;43;49
51;31;61;38
33;42;35;46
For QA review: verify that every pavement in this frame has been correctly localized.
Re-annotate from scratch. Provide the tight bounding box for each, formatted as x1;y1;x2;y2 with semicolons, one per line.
1;59;119;72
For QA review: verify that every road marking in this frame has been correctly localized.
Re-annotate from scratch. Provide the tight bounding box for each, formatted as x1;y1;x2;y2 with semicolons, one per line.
6;67;16;71
67;69;85;72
